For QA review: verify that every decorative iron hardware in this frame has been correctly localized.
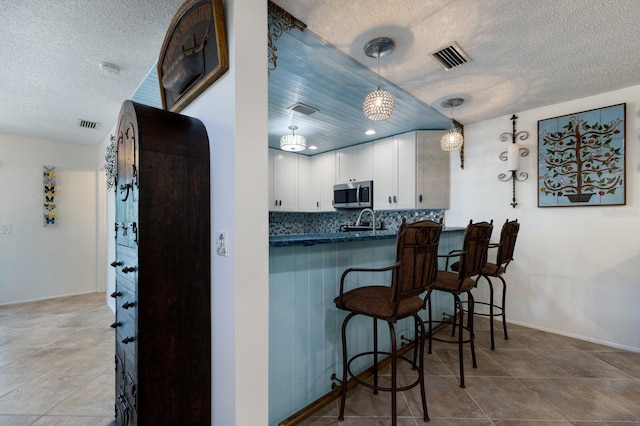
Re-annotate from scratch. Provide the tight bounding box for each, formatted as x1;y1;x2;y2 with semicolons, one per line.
122;301;136;309
268;1;306;75
132;222;138;244
498;114;530;208
119;182;132;201
110;291;122;298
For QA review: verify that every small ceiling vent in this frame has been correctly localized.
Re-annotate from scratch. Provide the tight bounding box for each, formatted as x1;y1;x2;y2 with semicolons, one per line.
431;42;472;71
288;102;318;115
79;119;100;130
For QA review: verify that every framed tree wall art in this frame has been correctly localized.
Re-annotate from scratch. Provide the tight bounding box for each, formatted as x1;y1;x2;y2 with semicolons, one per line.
537;103;626;207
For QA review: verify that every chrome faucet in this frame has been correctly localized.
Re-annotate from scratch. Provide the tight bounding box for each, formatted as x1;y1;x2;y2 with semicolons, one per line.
355;208;376;233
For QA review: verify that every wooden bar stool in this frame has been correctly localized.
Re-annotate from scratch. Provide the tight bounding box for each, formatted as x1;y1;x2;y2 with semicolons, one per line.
334;219;442;426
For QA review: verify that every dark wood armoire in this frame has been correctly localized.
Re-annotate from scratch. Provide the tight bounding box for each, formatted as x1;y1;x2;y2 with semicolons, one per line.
109;100;211;425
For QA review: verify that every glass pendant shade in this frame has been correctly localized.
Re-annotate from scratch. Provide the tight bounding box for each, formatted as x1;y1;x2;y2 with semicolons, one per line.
363;88;395;121
440;127;464;151
363;37;395;121
440;98;465;152
280;126;306;151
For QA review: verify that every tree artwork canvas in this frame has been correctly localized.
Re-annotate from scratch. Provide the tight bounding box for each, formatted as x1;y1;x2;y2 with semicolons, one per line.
538;103;625;207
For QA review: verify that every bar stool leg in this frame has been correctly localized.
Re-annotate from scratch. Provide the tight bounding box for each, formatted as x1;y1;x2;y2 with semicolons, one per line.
415;314;429;421
427;291;433;354
499;275;509;341
468;292;477;369
456;294;465;388
389;322;397;426
486;276;496;350
338;312;356;421
373;318;379;394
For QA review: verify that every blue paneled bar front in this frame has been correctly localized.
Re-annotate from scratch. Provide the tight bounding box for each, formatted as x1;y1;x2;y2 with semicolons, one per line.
268;228;465;425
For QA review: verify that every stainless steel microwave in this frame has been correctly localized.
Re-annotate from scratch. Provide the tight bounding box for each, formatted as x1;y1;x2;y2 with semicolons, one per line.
333;180;373;209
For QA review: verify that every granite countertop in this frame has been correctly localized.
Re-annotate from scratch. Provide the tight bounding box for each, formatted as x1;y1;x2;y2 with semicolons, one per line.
269;227;465;247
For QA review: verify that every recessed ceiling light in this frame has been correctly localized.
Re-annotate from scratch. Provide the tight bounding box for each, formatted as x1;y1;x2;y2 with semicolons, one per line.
308;145;318;150
365;129;376;135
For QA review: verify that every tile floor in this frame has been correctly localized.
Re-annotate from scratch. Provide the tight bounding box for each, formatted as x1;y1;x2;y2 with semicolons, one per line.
0;293;114;425
1;293;639;425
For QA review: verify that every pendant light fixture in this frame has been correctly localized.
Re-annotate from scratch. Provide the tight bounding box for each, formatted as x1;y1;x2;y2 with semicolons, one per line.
280;125;306;152
440;98;464;151
363;37;395;121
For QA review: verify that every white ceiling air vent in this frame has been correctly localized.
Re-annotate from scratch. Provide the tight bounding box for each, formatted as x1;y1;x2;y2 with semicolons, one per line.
288;102;318;115
431;42;472;71
79;119;100;130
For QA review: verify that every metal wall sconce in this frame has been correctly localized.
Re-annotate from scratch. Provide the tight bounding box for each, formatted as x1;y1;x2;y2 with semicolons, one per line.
498;114;529;208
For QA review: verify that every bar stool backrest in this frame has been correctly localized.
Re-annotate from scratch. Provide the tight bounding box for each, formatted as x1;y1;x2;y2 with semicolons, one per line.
456;221;493;283
496;219;520;270
392;219;443;303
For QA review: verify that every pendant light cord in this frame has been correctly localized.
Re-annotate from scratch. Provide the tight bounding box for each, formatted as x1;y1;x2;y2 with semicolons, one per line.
376;47;381;89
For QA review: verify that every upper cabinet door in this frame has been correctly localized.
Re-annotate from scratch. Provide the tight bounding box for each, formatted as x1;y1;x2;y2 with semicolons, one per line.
394;132;417;210
335;143;373;184
373;137;396;210
416;130;450;209
373;133;416;210
270;149;298;211
309;151;336;211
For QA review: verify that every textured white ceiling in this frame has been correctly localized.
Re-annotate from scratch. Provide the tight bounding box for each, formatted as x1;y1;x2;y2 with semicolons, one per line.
2;1;640;146
273;0;640;126
0;0;184;145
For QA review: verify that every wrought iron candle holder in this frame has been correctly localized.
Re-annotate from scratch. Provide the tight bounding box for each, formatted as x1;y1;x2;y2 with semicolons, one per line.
498;114;529;208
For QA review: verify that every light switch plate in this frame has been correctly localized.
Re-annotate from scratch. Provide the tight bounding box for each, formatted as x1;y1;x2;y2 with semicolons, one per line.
215;231;228;256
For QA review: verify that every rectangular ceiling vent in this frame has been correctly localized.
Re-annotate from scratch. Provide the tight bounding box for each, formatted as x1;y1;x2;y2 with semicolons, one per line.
431;42;472;71
78;119;100;130
288;102;318;115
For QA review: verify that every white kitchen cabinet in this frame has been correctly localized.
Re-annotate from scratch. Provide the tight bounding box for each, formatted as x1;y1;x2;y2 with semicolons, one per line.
335;142;373;183
373;133;416;210
269;149;298;211
416;130;450;209
297;155;310;211
308;151;336;211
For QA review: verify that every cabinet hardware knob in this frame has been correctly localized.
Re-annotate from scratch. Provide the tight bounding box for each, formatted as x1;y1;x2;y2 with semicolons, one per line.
122;301;136;309
110;291;122;298
110;261;122;267
388;196;392;203
121;336;135;344
393;195;397;203
122;266;137;274
419;194;423;203
110;321;121;328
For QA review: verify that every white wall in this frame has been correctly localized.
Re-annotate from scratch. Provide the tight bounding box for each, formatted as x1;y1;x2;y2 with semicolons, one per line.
0;133;99;305
97;129;116;311
182;0;269;424
448;85;640;352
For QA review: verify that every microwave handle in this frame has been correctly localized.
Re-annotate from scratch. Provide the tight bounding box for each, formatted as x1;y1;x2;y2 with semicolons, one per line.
356;184;361;204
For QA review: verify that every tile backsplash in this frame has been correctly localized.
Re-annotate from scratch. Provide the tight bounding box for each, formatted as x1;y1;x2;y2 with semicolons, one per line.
269;209;444;235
